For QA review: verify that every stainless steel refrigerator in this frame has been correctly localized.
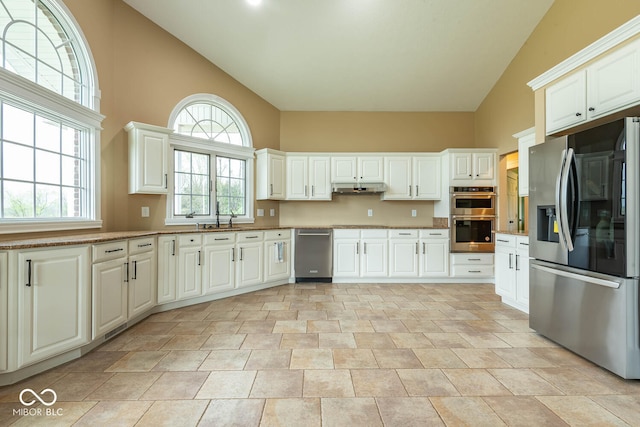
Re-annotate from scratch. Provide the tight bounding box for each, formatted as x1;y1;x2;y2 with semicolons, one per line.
528;117;640;379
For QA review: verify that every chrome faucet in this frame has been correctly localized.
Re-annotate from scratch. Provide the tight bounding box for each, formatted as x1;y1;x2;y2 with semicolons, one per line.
229;211;237;228
215;202;220;228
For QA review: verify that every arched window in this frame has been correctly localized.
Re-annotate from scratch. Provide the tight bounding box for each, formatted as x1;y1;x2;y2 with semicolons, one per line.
167;94;254;225
0;0;102;233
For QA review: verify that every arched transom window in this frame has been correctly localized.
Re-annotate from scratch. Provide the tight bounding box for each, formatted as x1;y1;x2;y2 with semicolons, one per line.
0;0;102;233
167;94;254;225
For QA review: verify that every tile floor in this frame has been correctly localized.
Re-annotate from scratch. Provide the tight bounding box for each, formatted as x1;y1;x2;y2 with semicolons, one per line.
2;282;640;426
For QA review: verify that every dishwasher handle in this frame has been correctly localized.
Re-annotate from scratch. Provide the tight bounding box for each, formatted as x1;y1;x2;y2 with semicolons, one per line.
298;232;332;236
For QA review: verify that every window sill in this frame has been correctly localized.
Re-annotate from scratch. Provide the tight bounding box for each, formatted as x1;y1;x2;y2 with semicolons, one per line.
0;220;103;235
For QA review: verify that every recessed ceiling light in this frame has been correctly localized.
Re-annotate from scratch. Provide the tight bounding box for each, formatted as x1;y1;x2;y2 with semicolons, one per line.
247;0;262;6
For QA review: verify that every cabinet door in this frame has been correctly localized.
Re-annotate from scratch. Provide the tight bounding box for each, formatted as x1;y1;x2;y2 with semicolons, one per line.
451;153;473;180
331;157;357;182
309;156;332;200
203;244;235;294
545;70;587;134
0;252;6;371
237;242;263;287
358;156;384;182
383;157;412;200
517;131;536;197
333;240;360;277
494;247;516;301
515;240;530;311
17;246;90;367
92;257;128;339
587;40;640;119
128;128;168;194
269;154;286;200
360;239;388;277
419;240;449;276
177;246;202;300
413;156;441;199
473;153;495;180
389;239;419;277
128;251;156;318
157;236;177;304
286;156;309;200
265;241;290;282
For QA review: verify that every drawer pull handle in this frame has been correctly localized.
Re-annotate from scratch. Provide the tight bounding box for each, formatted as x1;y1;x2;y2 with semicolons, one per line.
105;248;124;253
468;258;481;261
497;239;510;243
245;236;259;239
137;243;152;248
429;233;442;236
171;240;176;256
215;237;229;241
25;259;32;287
399;232;411;236
469;270;482;273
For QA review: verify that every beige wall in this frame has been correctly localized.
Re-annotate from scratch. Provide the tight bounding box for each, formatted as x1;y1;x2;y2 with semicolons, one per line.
60;0;281;236
474;0;640;155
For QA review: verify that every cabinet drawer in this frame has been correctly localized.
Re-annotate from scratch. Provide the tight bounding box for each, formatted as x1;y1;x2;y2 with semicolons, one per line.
450;253;494;265
451;265;494;277
334;229;360;239
362;229;388;239
516;236;530;254
237;231;264;242
178;234;202;247
495;234;516;248
129;237;155;254
93;241;128;263
265;229;291;241
389;229;417;239
419;229;448;239
204;232;236;245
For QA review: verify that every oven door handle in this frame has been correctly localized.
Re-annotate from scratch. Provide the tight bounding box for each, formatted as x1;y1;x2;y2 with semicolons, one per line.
451;193;496;198
451;215;496;220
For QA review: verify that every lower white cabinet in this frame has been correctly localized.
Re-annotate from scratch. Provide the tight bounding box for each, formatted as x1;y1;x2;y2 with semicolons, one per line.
236;232;264;288
264;229;291;282
450;253;494;277
127;238;156;318
495;234;530;313
419;229;449;277
203;233;236;295
389;230;419;277
361;230;388;278
333;231;361;278
177;234;203;300
92;249;128;339
16;246;90;367
157;235;177;303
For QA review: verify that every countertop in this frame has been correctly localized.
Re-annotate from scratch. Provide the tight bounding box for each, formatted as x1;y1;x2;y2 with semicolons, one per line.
494;230;529;237
0;225;449;250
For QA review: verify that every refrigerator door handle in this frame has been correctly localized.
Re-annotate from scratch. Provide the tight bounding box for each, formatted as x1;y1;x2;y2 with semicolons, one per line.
531;263;621;289
555;149;568;251
559;148;575;252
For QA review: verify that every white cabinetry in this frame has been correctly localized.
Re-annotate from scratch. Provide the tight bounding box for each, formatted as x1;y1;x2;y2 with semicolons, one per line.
389;230;419;277
286;155;331;200
157;235;177;303
203;233;236;295
383;155;441;200
0;252;6;372
546;38;640;134
450;151;496;184
125;121;170;194
515;128;536;197
127;238;156;318
177;234;203;300
256;148;286;200
419;229;449;277
331;156;383;183
91;241;128;339
360;229;388;278
16;246;90;367
236;232;264;288
495;234;530;313
450;253;494;278
333;229;361;278
264;229;291;282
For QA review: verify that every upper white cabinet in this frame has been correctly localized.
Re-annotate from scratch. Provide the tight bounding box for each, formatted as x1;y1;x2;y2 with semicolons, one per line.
514;128;536;197
449;151;496;185
125;121;171;194
546;38;640;134
331;155;383;183
286;155;331;200
383;155;441;200
256;149;286;200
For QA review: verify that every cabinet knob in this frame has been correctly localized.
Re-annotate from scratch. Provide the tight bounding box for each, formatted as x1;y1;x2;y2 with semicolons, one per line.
575;112;582;117
588;107;595;112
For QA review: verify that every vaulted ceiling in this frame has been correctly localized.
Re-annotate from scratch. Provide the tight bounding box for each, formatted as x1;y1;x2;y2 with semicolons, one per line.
123;0;554;112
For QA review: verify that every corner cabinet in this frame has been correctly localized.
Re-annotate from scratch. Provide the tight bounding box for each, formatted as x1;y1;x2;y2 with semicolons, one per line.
256;148;286;200
125;121;171;194
545;38;640;135
15;246;90;368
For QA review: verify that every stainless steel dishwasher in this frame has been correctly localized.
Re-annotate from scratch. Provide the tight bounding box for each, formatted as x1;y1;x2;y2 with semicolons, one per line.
295;229;333;283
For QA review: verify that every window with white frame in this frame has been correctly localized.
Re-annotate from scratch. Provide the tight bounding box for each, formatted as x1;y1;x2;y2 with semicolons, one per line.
167;94;254;225
0;0;102;233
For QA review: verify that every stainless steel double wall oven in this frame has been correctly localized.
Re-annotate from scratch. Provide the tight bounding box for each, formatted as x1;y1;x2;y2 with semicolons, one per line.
450;186;496;252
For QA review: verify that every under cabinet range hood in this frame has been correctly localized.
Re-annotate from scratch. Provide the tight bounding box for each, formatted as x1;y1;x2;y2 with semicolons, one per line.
331;182;386;194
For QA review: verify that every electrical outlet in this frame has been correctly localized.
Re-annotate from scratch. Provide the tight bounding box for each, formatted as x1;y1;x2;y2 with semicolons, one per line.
270;208;276;217
367;209;373;217
257;208;264;217
411;209;417;217
141;206;149;217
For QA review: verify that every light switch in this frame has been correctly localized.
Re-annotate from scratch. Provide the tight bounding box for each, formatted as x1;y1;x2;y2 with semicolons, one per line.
257;209;264;216
368;209;373;217
141;206;149;217
270;208;276;216
411;209;417;217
